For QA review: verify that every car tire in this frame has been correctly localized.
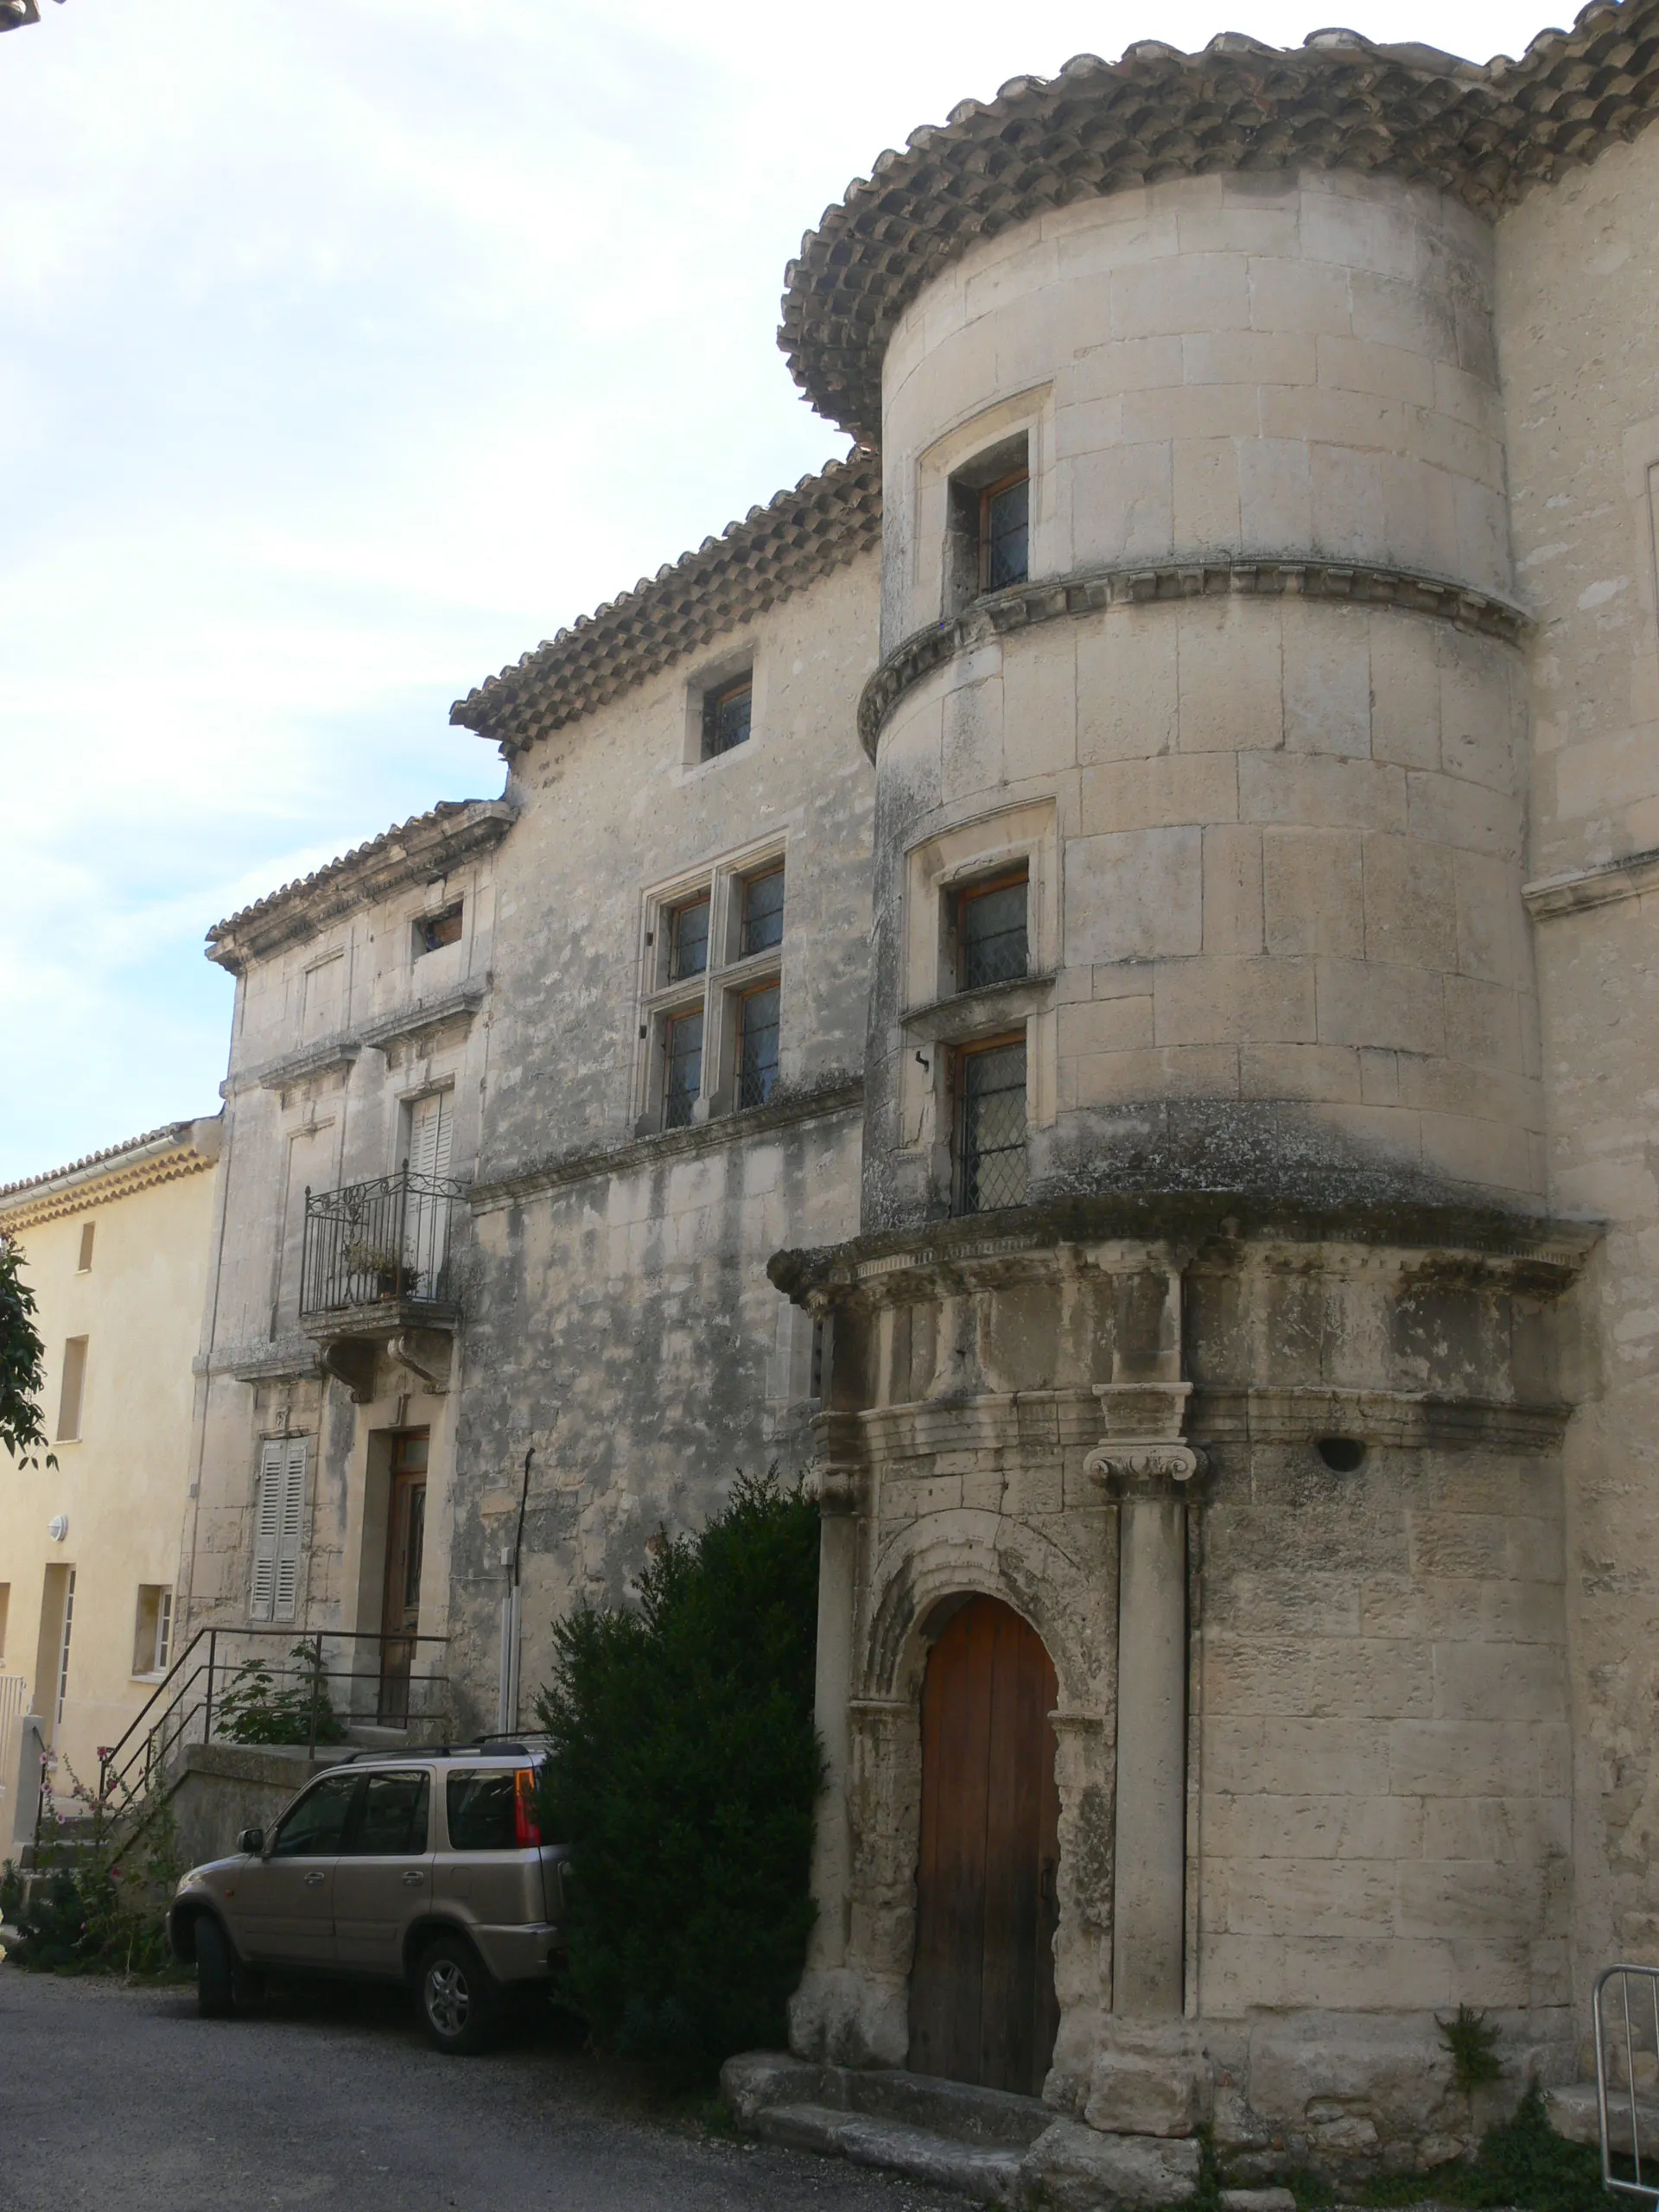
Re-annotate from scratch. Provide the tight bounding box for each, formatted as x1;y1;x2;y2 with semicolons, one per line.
416;1935;499;2056
194;1916;239;2019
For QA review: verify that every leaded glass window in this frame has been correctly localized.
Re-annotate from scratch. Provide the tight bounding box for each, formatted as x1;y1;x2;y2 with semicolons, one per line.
741;866;785;957
955;1037;1027;1215
702;674;753;759
980;471;1029;593
664;1008;703;1128
957;870;1029;991
737;984;780;1109
668;893;710;982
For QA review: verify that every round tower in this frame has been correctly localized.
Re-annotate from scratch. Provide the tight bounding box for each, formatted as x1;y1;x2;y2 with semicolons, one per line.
774;35;1583;2173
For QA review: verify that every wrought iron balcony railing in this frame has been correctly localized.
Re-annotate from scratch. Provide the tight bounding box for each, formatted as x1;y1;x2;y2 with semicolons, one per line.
300;1166;462;1319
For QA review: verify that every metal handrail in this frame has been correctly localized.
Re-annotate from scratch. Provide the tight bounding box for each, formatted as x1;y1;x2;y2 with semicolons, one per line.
1596;1964;1659;2200
300;1163;465;1319
98;1624;451;1808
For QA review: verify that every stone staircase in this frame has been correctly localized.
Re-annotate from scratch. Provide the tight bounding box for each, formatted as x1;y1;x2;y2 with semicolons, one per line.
721;2053;1219;2208
1545;2081;1659;2157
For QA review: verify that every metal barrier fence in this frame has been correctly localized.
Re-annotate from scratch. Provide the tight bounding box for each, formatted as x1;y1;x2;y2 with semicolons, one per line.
1595;1963;1659;2201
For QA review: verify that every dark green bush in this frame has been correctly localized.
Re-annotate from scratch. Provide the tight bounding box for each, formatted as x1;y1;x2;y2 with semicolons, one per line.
1330;2084;1611;2212
8;1776;181;1976
536;1469;823;2077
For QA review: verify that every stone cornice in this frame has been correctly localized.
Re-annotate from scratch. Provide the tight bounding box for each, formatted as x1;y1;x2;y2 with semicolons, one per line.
771;1192;1597;1303
858;559;1529;754
357;981;488;1052
1523;844;1659;918
0;1122;220;1233
206;799;516;973
781;2;1659;442
469;1075;864;1215
448;457;881;754
225;983;491;1098
1192;1382;1573;1451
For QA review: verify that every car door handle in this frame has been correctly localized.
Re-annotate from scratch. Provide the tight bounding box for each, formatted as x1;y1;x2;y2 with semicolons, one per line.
400;1871;425;1887
303;1871;326;1887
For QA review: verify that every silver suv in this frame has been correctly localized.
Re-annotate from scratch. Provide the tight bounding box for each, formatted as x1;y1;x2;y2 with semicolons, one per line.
168;1742;569;2054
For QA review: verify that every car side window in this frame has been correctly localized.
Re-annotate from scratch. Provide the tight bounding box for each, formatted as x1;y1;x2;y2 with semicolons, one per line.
344;1770;430;1857
270;1771;359;1859
446;1770;516;1850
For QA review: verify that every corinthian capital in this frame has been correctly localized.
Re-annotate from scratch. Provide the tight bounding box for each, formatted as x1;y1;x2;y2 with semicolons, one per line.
1084;1440;1207;1493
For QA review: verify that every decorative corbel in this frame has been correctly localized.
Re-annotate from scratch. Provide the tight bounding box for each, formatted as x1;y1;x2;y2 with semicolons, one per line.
386;1332;452;1395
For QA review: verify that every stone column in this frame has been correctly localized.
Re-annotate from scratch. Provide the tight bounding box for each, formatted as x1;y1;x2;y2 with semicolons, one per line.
803;1458;860;1976
1085;1437;1203;2017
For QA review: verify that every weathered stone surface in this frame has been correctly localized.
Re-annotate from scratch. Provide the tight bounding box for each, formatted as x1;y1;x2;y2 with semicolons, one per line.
1019;2120;1202;2209
1085;2021;1215;2137
754;2103;1027;2205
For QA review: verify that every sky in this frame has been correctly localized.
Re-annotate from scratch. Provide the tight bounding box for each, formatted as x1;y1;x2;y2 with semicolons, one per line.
0;0;1567;1183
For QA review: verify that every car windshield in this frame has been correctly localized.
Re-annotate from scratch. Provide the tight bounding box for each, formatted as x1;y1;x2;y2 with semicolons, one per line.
270;1771;358;1858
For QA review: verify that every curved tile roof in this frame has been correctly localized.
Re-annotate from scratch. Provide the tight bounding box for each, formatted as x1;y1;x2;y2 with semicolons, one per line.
449;453;880;752
779;0;1659;441
0;1120;201;1206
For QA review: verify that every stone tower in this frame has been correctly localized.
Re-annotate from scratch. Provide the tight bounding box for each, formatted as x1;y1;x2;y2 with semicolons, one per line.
772;25;1621;2169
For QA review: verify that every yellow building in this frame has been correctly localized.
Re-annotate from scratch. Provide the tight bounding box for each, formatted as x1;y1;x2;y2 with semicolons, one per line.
0;1119;219;1819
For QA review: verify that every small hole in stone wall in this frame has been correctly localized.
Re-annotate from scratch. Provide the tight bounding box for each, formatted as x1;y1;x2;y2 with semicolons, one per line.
1316;1436;1367;1473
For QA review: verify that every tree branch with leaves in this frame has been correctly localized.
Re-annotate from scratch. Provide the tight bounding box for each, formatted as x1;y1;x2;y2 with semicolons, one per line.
1;1234;55;1469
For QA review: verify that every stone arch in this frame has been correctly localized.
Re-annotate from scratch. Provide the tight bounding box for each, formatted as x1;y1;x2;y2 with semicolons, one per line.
862;1507;1103;1713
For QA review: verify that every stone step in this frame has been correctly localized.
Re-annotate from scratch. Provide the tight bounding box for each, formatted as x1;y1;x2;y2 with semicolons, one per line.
753;2101;1025;2205
1546;2081;1659;2156
722;2050;1051;2149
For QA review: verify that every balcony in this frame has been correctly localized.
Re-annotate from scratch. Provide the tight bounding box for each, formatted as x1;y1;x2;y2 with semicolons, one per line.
299;1168;464;1396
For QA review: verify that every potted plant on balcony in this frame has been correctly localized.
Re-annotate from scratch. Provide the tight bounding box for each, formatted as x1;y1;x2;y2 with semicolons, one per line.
341;1238;405;1301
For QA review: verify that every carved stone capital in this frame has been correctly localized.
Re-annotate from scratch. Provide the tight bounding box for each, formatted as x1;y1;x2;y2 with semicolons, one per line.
1084;1440;1207;1495
807;1464;862;1516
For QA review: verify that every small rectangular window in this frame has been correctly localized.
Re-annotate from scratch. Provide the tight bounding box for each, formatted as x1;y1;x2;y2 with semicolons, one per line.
76;1221;95;1273
957;868;1029;992
133;1586;174;1676
702;673;753;760
736;983;781;1110
980;470;1029;592
667;893;710;982
955;1036;1028;1216
664;1007;704;1129
416;904;463;957
56;1337;87;1442
740;865;785;957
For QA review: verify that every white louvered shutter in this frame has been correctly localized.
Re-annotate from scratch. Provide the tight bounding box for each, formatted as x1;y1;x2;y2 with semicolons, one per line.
404;1092;453;1284
251;1437;308;1624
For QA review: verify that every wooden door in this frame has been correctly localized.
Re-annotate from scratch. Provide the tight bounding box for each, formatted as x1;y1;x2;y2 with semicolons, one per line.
378;1430;428;1726
909;1595;1061;2095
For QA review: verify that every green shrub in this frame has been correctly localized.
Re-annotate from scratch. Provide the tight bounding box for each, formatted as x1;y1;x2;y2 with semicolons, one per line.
535;1468;823;2078
216;1642;347;1746
1439;2003;1505;2093
8;1771;181;1977
0;1859;22;1921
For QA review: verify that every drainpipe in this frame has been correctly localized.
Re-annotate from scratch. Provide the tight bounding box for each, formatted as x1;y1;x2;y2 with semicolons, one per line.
497;1446;533;1733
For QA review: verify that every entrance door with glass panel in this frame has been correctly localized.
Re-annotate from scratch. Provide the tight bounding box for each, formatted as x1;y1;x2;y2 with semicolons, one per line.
378;1430;428;1726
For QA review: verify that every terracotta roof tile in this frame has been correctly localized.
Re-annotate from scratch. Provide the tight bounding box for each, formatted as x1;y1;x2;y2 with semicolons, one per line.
449;453;880;752
0;1121;200;1205
779;0;1659;440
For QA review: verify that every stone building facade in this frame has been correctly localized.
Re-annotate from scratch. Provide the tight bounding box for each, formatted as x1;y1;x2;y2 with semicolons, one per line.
180;0;1659;2184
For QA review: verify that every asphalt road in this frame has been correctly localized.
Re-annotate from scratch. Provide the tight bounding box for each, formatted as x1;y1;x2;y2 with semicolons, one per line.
0;1966;961;2212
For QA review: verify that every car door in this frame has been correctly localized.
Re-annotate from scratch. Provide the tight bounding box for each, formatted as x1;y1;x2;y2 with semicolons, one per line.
333;1769;433;1975
436;1765;544;1936
235;1769;359;1967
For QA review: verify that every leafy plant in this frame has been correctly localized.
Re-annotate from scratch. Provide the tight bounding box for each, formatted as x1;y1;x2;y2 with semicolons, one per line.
8;1765;183;1977
216;1643;347;1747
0;1858;23;1920
536;1468;823;2079
0;1236;55;1469
1440;2003;1505;2093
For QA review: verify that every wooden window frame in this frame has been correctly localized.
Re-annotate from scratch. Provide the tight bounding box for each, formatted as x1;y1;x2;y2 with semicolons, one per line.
701;671;753;760
954;865;1031;994
977;467;1030;594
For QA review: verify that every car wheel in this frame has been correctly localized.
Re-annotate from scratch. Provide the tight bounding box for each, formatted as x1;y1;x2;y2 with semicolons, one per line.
416;1936;498;2056
194;1916;238;2019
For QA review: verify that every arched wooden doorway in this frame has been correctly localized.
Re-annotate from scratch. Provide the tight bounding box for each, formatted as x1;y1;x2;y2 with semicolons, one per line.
908;1594;1061;2095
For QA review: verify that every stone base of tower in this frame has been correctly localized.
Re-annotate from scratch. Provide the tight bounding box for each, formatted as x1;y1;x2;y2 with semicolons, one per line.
772;1192;1590;2182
